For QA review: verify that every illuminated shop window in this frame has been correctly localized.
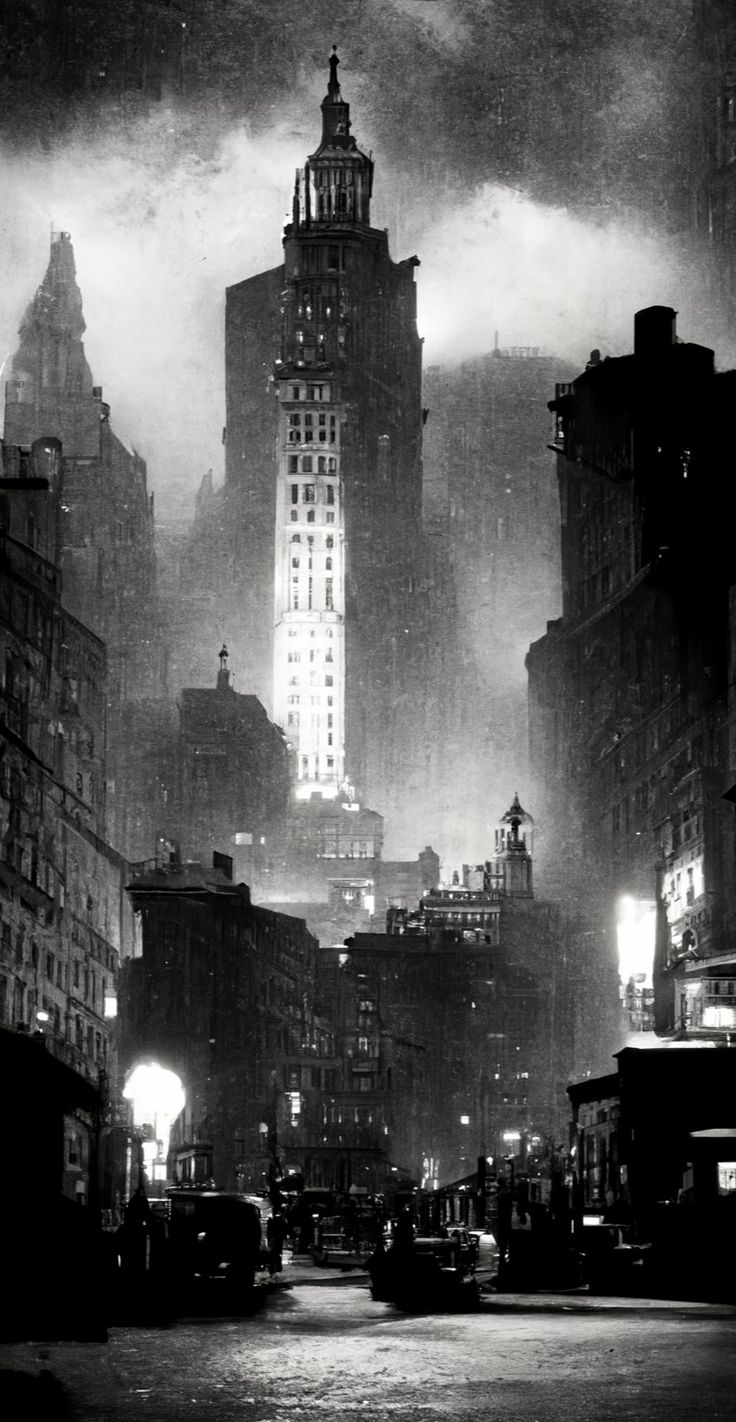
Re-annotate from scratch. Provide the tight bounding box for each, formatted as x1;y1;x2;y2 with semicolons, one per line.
718;1163;736;1195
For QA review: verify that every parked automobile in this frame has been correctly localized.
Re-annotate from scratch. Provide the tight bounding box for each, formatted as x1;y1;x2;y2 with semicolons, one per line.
165;1189;263;1309
368;1228;480;1312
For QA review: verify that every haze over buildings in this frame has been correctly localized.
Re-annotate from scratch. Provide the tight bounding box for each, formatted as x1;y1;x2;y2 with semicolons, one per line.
2;4;736;1316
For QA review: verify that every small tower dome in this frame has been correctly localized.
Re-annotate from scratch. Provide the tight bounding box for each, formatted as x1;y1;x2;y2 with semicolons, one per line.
492;793;534;898
216;643;232;692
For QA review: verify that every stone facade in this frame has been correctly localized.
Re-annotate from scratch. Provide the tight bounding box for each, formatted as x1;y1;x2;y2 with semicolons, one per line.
179;52;461;858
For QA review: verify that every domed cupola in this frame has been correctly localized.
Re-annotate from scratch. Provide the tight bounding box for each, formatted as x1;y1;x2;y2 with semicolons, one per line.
492;793;534;898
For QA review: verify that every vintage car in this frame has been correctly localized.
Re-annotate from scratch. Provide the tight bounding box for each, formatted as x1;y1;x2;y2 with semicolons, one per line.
367;1229;480;1312
165;1189;263;1309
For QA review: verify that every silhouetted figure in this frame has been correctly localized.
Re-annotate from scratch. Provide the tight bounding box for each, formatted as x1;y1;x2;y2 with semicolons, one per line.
266;1209;289;1273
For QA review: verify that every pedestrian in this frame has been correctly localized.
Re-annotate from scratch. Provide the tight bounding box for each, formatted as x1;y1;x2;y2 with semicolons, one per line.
266;1208;289;1273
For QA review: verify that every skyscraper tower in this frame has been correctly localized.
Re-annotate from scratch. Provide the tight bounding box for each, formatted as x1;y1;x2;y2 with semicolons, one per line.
224;49;424;805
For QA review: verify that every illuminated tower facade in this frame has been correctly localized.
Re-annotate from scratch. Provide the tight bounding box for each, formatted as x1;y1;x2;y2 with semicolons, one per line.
224;50;424;809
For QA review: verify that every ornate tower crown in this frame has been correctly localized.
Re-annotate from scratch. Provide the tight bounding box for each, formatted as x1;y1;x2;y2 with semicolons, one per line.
291;48;374;231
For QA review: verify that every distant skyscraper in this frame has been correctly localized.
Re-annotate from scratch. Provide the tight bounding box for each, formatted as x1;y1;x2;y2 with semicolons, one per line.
3;230;159;709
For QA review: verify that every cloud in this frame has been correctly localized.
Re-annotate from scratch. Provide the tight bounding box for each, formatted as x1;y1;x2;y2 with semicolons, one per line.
0;109;309;514
415;182;732;371
2;105;731;524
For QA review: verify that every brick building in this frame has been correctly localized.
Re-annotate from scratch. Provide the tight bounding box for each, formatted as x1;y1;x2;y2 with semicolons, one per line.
121;857;340;1194
527;306;736;1036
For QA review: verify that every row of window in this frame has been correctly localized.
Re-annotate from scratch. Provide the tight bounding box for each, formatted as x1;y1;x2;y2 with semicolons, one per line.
287;425;337;446
287;644;334;659
290;483;336;504
287;381;332;401
0;979;109;1061
290;509;335;524
290;673;334;687
299;754;336;775
290;582;334;611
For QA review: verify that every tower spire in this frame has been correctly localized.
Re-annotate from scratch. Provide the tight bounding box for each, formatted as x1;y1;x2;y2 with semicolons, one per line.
328;44;340;101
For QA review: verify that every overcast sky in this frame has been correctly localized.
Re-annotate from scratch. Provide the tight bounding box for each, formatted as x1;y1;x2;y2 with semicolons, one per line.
0;0;728;519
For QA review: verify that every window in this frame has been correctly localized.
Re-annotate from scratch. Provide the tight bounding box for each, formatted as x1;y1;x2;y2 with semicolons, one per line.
326;536;334;549
290;509;298;521
326;485;335;504
290;484;298;504
288;456;298;473
307;510;316;523
325;579;334;610
302;456;313;473
303;485;315;503
325;511;335;523
325;558;332;571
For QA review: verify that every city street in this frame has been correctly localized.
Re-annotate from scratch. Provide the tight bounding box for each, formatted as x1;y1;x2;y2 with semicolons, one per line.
2;1275;735;1421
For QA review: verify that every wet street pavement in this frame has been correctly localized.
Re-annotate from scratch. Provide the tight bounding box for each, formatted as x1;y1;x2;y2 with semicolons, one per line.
1;1270;735;1421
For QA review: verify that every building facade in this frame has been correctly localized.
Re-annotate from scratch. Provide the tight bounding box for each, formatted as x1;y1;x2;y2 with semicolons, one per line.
527;306;736;1036
337;796;620;1189
121;856;340;1194
0;435;138;1207
179;50;460;857
4;230;162;858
